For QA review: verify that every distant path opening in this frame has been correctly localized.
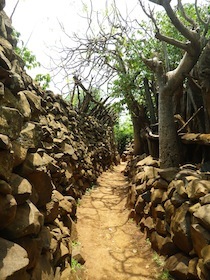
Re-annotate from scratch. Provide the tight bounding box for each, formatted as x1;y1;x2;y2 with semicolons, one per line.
77;162;160;280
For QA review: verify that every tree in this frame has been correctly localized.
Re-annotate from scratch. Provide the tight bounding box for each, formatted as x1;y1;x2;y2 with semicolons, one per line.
140;0;210;168
13;30;51;90
50;1;155;155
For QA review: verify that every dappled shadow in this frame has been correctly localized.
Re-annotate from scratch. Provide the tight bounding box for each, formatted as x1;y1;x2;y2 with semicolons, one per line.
77;163;160;280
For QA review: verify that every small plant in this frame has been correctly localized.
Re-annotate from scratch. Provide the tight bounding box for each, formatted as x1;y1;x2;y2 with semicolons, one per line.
146;238;151;245
71;258;82;272
153;253;165;267
77;198;81;206
158;270;174;280
72;241;81;248
85;183;96;194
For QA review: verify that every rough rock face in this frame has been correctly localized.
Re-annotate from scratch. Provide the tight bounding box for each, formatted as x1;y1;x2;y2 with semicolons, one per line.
125;155;210;279
0;3;118;279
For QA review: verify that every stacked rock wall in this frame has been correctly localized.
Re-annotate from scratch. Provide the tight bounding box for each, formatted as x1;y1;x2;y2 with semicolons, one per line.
0;2;118;279
125;155;210;280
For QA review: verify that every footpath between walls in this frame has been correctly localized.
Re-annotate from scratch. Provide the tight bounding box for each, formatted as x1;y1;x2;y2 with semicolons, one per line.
0;2;118;279
125;155;210;280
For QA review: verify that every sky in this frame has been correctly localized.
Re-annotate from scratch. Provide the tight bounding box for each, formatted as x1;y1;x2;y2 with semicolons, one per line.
4;0;207;93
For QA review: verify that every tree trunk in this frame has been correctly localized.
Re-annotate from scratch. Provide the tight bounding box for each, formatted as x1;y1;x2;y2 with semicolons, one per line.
159;88;181;168
198;42;210;133
131;114;148;156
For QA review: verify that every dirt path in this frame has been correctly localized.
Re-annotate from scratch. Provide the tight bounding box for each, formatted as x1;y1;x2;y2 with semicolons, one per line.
76;162;161;280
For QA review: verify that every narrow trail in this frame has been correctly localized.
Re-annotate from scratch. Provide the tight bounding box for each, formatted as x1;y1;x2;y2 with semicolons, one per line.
76;162;161;280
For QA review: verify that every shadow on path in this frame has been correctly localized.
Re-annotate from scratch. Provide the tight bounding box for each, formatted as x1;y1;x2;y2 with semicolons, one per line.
77;162;160;280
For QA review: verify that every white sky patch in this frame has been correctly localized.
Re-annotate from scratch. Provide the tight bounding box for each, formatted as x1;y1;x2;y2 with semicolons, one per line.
4;0;206;93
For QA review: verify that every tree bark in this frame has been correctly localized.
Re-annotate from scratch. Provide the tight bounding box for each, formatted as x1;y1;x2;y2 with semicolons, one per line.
159;88;181;167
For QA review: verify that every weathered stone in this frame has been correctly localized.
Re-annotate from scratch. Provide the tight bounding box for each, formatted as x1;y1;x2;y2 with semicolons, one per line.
176;180;188;198
54;240;69;266
201;245;210;269
164;253;190;280
170;202;193;253
0;179;11;194
42;192;59;224
0;193;16;229
186;179;209;201
167;180;176;199
24;90;43;118
189;202;201;214
18;122;42;149
194;204;210;231
152;178;168;189
15;236;42;269
38;226;52;253
152;204;165;220
150;231;164;252
159;236;179;256
0;133;11;149
0;46;11;69
171;190;187;207
188;258;199;280
136;155;159;167
155;218;167;236
63;214;78;241
0;106;23;139
164;199;175;224
4;200;44;239
159;167;179;182
135;195;145;215
72;246;85;265
12;140;28;167
9;173;32;204
134;171;145;185
0;149;14;181
17;91;31;119
200;193;210;205
0;237;29;280
191;223;210;258
196;259;210;280
151;188;165;205
26;171;54;207
143;166;159;180
31;254;54;280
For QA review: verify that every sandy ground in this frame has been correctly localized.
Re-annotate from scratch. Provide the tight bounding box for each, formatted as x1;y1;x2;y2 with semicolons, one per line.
76;162;161;280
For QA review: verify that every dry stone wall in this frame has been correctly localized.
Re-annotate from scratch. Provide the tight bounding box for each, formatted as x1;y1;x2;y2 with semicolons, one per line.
0;2;118;279
125;155;210;280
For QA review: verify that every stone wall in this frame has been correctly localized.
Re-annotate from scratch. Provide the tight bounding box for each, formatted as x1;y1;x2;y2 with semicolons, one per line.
0;2;118;279
125;155;210;280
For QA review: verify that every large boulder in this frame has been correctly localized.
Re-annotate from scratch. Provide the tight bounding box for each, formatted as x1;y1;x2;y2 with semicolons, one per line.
0;106;23;139
9;173;32;204
194;204;210;231
191;223;210;258
0;193;16;229
3;200;44;239
0;150;14;181
170;202;193;254
164;253;190;280
0;237;29;280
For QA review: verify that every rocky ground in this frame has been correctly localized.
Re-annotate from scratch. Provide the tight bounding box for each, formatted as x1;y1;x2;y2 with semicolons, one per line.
76;162;163;280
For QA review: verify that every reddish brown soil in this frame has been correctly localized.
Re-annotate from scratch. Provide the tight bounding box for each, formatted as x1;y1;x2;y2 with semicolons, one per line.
76;162;162;280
